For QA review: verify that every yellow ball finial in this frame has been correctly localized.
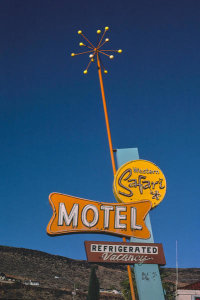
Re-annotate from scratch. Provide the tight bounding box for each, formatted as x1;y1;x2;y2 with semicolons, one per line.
97;30;101;34
105;38;109;42
79;42;84;46
109;55;114;59
104;70;108;74
71;53;75;57
83;70;88;74
118;49;122;53
78;30;82;34
105;26;109;31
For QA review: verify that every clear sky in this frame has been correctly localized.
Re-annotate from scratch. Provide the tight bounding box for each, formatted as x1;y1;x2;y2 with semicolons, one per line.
0;0;200;268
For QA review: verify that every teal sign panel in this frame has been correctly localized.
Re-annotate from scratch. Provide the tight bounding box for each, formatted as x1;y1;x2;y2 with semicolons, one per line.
116;148;165;300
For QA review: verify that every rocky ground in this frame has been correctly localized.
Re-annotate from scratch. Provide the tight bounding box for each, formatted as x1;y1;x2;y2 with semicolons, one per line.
0;245;199;299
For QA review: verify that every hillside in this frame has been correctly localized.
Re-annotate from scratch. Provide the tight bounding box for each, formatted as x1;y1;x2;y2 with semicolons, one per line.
0;245;200;299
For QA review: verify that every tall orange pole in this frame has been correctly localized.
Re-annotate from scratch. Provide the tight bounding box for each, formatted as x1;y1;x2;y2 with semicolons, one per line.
96;53;136;300
97;53;116;176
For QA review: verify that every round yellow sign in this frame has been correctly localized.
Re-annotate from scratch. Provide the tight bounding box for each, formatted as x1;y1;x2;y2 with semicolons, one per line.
113;160;166;208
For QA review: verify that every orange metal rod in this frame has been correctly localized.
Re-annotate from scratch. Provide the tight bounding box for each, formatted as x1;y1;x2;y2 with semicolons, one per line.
98;50;111;58
96;53;116;175
123;235;136;300
80;33;95;49
96;53;136;300
97;29;106;49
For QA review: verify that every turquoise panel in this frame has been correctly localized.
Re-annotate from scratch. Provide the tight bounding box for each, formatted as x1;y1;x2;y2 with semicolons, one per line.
116;148;165;300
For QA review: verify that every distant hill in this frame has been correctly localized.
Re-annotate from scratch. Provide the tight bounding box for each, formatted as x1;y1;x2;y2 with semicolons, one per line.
0;245;199;299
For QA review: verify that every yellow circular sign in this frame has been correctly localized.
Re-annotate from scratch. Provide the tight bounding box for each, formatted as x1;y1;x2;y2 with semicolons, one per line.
113;160;166;208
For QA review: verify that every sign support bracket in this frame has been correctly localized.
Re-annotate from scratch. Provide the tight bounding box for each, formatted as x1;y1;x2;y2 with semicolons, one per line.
116;148;165;300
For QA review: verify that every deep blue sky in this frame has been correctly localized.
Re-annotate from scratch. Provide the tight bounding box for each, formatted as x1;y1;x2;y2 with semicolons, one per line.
0;0;200;268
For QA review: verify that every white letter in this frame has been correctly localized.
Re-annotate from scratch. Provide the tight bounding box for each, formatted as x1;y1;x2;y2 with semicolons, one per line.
58;203;78;227
131;207;142;230
115;206;127;229
81;204;99;228
100;205;114;228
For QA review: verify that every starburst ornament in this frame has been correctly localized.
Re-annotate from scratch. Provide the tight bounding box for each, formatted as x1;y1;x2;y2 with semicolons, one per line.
70;26;122;74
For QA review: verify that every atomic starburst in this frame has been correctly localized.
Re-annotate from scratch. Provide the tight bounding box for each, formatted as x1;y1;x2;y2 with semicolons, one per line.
71;27;122;74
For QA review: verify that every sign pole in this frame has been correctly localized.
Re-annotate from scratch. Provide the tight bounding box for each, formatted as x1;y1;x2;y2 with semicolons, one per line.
96;53;136;300
96;53;116;175
71;28;136;300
